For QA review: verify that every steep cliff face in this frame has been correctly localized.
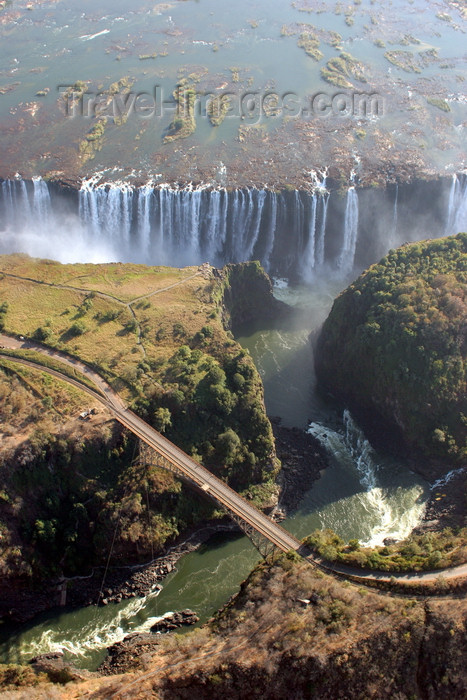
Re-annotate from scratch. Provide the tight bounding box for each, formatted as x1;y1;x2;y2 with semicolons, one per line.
217;261;287;333
315;234;467;478
15;557;467;698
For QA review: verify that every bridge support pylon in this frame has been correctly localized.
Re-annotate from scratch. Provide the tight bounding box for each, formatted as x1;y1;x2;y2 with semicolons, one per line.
137;440;281;560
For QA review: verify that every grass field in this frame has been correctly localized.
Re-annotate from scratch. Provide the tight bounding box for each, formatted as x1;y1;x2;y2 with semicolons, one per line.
0;255;220;400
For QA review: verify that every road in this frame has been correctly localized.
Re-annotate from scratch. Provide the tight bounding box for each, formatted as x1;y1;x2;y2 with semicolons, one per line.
2;332;467;586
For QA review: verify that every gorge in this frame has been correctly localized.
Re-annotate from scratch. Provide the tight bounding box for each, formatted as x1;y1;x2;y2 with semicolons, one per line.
1;0;467;695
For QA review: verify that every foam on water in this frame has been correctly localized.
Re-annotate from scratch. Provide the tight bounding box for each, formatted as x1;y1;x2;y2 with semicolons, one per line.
308;410;426;546
20;590;167;661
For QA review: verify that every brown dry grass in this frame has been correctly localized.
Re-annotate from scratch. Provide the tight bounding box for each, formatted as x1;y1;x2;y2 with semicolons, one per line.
18;556;467;699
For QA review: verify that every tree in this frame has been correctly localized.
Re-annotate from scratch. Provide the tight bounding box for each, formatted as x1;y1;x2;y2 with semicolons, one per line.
153;407;172;433
216;429;241;467
69;320;87;337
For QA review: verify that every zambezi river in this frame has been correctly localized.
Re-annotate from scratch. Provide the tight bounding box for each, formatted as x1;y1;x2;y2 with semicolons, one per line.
0;281;429;670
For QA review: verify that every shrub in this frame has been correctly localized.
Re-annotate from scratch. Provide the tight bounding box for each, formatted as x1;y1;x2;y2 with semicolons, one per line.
69;320;87;337
33;326;52;341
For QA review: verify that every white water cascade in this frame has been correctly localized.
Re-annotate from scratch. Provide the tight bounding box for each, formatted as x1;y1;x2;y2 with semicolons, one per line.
337;186;359;274
308;410;427;546
1;178;335;277
391;183;398;248
32;176;52;227
301;192;330;281
445;173;467;235
1;174;466;279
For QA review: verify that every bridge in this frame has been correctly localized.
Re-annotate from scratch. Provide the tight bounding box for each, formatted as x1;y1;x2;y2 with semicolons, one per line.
4;335;467;590
0;334;305;559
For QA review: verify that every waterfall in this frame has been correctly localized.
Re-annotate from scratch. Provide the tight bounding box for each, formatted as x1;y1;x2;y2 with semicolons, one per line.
446;174;467;236
79;179;100;237
263;190;278;271
121;185;133;243
302;194;317;277
6;174;465;279
244;189;266;261
341;410;426;546
337;186;359;274
315;192;329;267
137;185;153;252
301;183;330;281
234;189;254;261
0;177;332;275
446;174;458;235
391;183;398;247
32;177;51;230
0;177;345;277
309;411;426;547
204;188;226;264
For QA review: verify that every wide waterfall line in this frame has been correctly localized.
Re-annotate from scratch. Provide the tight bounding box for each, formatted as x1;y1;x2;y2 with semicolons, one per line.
0;178;334;279
1;175;466;279
78;181;333;272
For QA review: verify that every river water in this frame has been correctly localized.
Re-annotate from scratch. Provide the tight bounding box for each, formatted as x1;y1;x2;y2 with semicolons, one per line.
0;280;429;670
0;0;465;181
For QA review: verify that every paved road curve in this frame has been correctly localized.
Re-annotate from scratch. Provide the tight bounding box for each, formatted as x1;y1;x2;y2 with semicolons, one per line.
2;333;467;586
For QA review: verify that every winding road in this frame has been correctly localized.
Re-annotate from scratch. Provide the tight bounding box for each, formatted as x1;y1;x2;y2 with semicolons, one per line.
2;332;467;588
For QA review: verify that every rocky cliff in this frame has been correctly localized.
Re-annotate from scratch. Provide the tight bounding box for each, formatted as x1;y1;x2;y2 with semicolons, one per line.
5;556;467;698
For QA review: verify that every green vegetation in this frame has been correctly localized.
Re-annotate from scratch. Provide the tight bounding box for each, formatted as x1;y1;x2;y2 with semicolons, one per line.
61;80;88;106
384;50;421;73
427;97;451;112
207;94;231;126
326;30;342;48
297;32;323;62
0;256;280;581
321;52;366;88
134;344;276;491
164;80;197;143
0;301;7;330
79;119;107;163
316;234;467;467
304;528;467;572
105;76;134;96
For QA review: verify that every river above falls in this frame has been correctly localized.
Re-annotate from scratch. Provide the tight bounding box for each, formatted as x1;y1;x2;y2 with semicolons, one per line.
1;0;466;186
0;280;429;670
